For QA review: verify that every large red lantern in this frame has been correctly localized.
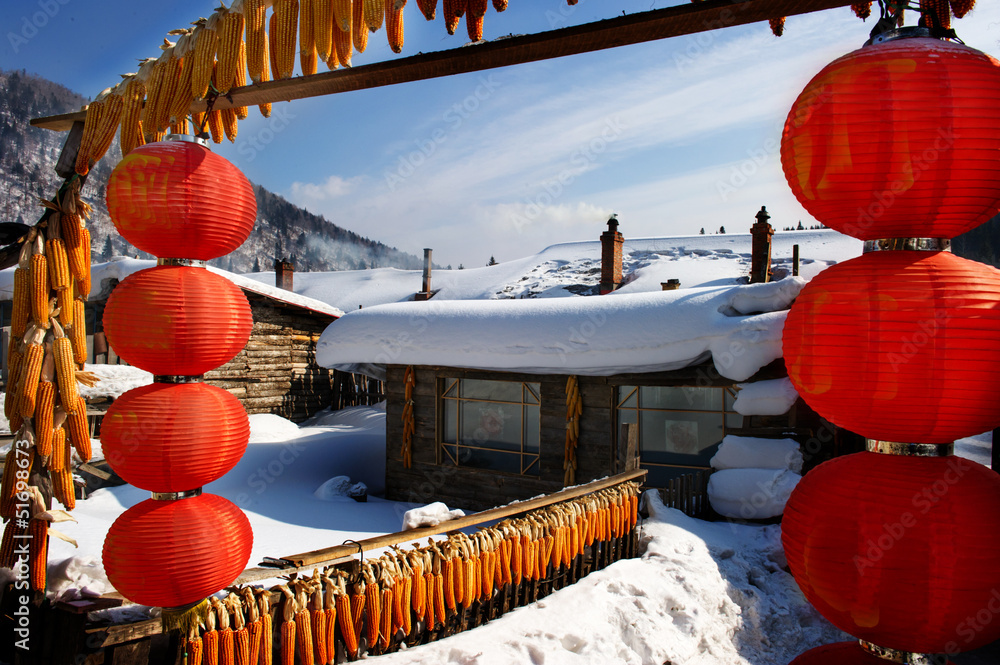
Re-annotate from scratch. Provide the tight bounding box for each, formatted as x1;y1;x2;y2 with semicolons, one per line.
103;265;252;376
783;250;1000;443
781;36;1000;239
790;642;957;664
102;493;253;608
106;136;257;261
782;451;1000;653
101;383;249;492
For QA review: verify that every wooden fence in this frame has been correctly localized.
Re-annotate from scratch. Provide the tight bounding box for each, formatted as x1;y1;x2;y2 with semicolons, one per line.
1;471;645;665
658;468;713;519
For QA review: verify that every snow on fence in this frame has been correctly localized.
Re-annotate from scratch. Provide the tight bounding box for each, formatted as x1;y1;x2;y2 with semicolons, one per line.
3;471;644;664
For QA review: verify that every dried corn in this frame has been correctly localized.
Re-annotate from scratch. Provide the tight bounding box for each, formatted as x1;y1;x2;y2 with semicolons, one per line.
29;252;49;330
258;592;273;665
365;573;381;648
75;96;104;175
34;381;55;457
314;0;334;63
186;635;204;665
52;322;79;411
385;0;403;53
353;0;368;52
336;587;358;658
11;267;30;340
29;517;47;591
333;0;352;33
67;396;91;462
191;16;220;100
273;0;299;79
333;21;352;67
53;467;75;510
417;0;436;20
245;0;267;84
950;0;975;18
66;226;90;284
492;0;506;10
363;0;384;32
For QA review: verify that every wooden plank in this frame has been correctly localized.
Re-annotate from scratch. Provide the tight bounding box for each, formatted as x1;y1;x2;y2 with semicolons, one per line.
284;469;646;567
31;0;856;131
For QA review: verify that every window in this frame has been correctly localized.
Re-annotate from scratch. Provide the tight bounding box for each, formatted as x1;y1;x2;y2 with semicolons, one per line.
440;378;541;476
617;385;742;486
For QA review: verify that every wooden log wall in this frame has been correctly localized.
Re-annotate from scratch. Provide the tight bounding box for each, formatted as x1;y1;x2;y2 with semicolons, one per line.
384;365;618;512
205;296;337;423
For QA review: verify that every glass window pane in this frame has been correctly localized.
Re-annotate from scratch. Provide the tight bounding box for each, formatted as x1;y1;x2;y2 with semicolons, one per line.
618;409;638;426
524;406;540;453
462;447;522;474
726;413;743;429
460;402;521;451
443;380;459;398
641;386;722;411
639;411;724;466
524;383;540;404
443;400;457;443
442;444;458;465
461;379;521;402
619;386;638;409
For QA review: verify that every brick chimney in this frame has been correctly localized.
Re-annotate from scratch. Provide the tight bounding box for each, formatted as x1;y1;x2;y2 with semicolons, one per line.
749;206;774;284
275;258;294;291
415;248;434;301
599;215;624;295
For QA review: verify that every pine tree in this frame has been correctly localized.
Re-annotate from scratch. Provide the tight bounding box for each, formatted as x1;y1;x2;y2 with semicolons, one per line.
252;256;261;272
719;226;726;234
487;255;498;266
100;235;114;260
699;228;705;235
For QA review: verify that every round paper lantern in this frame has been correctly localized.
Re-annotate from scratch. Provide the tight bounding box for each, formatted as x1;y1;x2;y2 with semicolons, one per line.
790;642;956;664
101;383;250;492
103;493;252;608
782;452;1000;653
783;250;1000;443
103;265;252;376
106;136;256;260
781;34;1000;240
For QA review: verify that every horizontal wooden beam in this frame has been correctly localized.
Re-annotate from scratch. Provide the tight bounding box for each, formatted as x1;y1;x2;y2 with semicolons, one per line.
31;0;855;131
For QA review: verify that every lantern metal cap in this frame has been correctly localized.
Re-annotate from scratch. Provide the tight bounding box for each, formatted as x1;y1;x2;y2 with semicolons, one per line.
151;488;203;501
867;439;955;457
154;375;205;384
859;640;947;665
164;133;211;149
157;258;208;268
865;26;934;47
863;238;952;253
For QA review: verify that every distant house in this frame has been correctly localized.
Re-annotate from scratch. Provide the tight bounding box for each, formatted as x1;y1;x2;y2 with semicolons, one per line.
0;258;346;423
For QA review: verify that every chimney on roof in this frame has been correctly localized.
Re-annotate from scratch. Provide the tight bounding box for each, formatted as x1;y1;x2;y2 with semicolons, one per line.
749;206;774;284
275;258;294;291
416;248;434;301
599;215;624;295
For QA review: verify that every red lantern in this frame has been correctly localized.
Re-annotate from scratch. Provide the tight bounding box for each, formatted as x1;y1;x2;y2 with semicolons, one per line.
783;250;1000;443
781;36;1000;240
103;265;252;376
103;493;253;608
790;642;957;664
101;383;249;492
782;452;1000;653
106;136;256;261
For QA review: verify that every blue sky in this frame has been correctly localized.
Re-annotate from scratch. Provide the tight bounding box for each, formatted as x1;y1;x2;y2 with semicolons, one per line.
3;1;1000;267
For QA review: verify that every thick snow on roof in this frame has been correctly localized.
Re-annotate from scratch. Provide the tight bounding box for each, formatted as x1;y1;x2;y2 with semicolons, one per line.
0;257;344;319
244;229;861;311
318;277;806;380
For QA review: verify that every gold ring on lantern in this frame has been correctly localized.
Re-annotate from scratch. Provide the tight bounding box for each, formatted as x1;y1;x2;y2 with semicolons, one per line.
859;640;948;665
151;488;204;501
863;239;952;253
866;440;955;458
157;257;208;268
865;26;934;47
164;133;211;148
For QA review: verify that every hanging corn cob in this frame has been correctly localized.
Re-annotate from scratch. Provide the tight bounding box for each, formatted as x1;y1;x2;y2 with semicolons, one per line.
272;0;300;79
314;0;335;64
74;92;106;175
216;5;245;94
50;320;79;412
385;0;404;53
321;573;338;660
850;2;873;19
769;16;786;36
238;588;261;665
203;602;220;665
294;582;315;665
332;0;351;34
213;597;235;665
119;71;148;156
258;590;273;665
299;0;317;75
66;396;92;462
308;574;327;665
259;27;273;118
466;12;484;41
191;15;220;100
155;42;184;135
363;0;384;32
335;575;359;659
29;515;48;591
352;0;368;52
333;21;352;68
443;0;464;34
417;0;436;20
950;0;975;18
245;0;268;84
278;585;296;665
492;0;506;10
186;631;205;665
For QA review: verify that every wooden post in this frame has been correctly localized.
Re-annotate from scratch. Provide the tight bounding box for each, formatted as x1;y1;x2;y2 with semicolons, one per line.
993;427;999;474
793;244;800;277
54;121;85;180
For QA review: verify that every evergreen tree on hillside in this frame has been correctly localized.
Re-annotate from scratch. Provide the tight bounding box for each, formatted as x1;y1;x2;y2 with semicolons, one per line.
488;255;498;266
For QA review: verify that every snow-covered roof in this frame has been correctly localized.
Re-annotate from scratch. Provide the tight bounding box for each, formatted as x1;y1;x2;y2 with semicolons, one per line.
317;277;806;381
0;257;344;319
244;229;862;312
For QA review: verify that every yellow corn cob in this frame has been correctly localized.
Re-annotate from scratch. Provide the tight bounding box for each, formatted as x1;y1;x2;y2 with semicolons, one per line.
221;107;239;142
215;10;243;95
53;329;79;413
49;427;67;473
66;225;90;283
186;636;204;665
0;520;22;569
19;342;44;418
69;299;86;364
363;0;383;31
34;381;55;457
260;611;273;665
400;576;412;635
140;56;167;142
53;468;76;510
45;239;70;292
333;0;352;33
294;610;313;665
483;550;495;597
11;267;30;339
468;0;486;18
29;253;49;329
155;49;183;133
336;593;358;658
462;557;475;607
443;0;464;34
353;0;368;52
466;12;483;41
67;396;92;462
951;0;975;19
203;629;219;665
273;0;299;79
433;573;445;628
119;76;146;156
245;0;267;84
30;518;47;591
191;18;220;100
75;97;104;175
492;0;507;10
259;26;273;118
385;0;403;53
169;51;195;128
5;350;22;421
350;589;365;634
378;586;392;650
417;0;436;20
325;42;339;70
311;607;326;665
280;618;295;665
333;22;351;67
61;209;81;252
365;578;381;647
299;0;317;75
208;110;224;144
443;557;456;611
313;0;334;62
410;563;425;616
421;572;433;628
92;90;125;166
268;14;281;81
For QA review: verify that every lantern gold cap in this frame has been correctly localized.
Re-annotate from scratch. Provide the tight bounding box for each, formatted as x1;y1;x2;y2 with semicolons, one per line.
165;133;210;149
863;238;952;253
867;440;955;457
157;258;208;268
859;639;948;664
151;488;203;501
865;26;934;47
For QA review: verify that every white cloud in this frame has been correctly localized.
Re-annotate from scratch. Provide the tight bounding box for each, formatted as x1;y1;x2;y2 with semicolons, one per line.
289;174;364;202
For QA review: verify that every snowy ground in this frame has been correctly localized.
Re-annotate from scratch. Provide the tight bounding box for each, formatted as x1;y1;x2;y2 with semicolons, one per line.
1;401;991;664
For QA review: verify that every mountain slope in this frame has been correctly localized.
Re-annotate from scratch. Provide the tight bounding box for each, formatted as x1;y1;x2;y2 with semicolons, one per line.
0;68;422;273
